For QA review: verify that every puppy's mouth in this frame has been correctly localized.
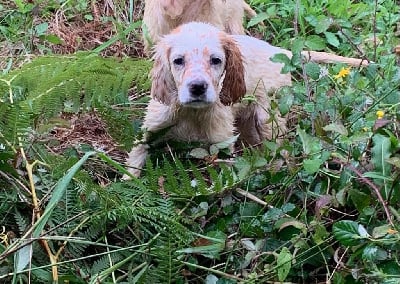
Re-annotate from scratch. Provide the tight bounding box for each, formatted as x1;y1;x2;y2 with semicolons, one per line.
182;100;213;108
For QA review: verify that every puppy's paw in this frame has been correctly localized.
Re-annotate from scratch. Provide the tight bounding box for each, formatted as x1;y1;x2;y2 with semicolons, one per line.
122;168;141;180
122;144;150;180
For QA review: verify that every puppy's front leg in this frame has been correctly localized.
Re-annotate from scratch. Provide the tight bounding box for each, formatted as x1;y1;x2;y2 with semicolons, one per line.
123;99;176;179
123;143;150;179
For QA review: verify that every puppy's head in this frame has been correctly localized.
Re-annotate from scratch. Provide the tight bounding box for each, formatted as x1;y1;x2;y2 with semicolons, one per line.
151;22;246;108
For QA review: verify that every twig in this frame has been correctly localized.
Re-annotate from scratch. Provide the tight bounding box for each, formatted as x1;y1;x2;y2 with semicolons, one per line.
236;188;270;207
332;159;394;227
330;247;349;282
21;148;59;281
373;0;378;62
180;261;242;281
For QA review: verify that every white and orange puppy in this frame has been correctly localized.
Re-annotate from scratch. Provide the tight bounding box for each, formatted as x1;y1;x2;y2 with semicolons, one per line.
125;22;291;178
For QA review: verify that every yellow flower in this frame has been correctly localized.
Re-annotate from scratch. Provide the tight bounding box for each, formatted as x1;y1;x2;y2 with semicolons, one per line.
376;110;385;119
334;67;351;79
387;228;398;234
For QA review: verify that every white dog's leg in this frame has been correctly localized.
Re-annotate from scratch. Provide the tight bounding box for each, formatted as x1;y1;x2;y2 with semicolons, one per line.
124;100;176;179
123;143;150;179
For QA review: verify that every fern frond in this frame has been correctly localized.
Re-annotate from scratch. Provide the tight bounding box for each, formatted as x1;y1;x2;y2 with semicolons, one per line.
0;103;31;148
14;210;30;236
90;253;124;276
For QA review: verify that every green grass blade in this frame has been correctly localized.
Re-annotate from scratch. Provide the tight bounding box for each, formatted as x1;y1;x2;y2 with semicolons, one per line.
32;151;97;238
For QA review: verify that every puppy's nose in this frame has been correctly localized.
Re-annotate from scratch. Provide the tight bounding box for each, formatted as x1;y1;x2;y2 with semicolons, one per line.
189;80;208;96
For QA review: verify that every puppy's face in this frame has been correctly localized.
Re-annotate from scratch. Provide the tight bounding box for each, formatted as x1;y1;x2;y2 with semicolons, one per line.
168;38;226;108
151;22;246;107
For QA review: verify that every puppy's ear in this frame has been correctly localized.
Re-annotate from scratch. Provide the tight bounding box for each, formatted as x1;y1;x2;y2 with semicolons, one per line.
220;35;246;105
150;44;175;105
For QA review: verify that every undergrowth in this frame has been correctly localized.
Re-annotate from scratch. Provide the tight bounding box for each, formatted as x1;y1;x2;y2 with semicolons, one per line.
1;0;400;283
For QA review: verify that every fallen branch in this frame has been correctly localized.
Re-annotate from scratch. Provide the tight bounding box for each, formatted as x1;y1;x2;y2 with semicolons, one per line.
301;50;370;67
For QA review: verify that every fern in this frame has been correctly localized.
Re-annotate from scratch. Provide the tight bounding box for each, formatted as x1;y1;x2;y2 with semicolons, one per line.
139;152;244;197
0;103;31;148
0;53;152;151
90;253;124;276
14;210;30;236
97;105;136;151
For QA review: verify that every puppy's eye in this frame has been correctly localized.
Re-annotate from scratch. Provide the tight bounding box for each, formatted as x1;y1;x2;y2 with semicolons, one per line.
173;57;184;66
210;57;222;65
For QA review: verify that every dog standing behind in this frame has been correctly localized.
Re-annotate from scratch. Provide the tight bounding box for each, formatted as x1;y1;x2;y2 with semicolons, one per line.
142;0;369;66
124;22;293;178
142;0;257;53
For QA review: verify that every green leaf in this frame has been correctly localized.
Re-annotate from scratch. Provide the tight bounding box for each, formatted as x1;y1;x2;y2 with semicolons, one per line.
363;171;393;181
35;22;48;36
270;53;292;65
336;188;347;206
291;38;305;54
324;31;340;47
305;35;326;51
303;158;322;174
270;52;296;73
371;134;392;175
40;34;64;44
304;102;315;113
315;17;332;34
323;123;348;136
297;127;322;156
278;92;294;116
372;224;392;238
277;247;292;282
305;15;332;33
32;151;97;237
282;203;296;213
305;62;321;80
349;188;371;212
253;156;268;168
277;219;307;235
333;220;368;246
190;148;210;159
210;135;238;154
312;224;329;245
247;12;269;27
205;274;219;284
14;244;32;273
177;231;226;259
234;156;251;180
362;244;388;261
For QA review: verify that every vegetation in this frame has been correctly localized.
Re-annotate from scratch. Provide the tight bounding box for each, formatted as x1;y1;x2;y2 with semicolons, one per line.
1;0;400;283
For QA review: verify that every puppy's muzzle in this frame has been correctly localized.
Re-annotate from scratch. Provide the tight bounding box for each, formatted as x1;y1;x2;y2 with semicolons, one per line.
188;80;208;98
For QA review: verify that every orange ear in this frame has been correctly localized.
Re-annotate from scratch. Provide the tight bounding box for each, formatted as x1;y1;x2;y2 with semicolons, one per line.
220;35;246;105
150;45;176;105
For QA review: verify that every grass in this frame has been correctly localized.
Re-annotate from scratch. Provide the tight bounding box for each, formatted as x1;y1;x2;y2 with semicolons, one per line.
1;0;400;283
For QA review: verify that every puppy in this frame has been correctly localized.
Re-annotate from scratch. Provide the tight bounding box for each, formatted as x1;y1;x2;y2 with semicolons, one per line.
142;0;257;53
125;22;292;178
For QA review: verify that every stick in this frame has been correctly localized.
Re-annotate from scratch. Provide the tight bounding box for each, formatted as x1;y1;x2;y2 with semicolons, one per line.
301;50;370;67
